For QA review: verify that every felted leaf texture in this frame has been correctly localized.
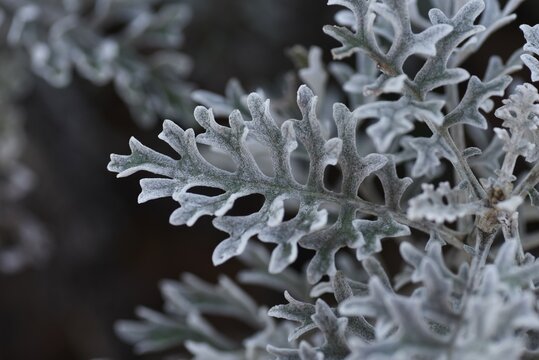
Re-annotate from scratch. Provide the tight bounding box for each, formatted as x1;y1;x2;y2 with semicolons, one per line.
339;241;539;360
109;86;419;283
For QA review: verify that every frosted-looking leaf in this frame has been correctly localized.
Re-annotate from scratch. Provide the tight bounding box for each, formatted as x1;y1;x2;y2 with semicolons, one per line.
402;134;455;178
400;242;467;295
116;271;293;358
269;300;350;360
375;157;413;211
354;216;411;260
362;256;393;291
407;182;486;224
495;83;539;162
342;278;447;359
192;79;250;117
470;135;504;174
443;75;511;129
268;291;318;342
310;300;350;358
109;86;412;283
244;313;297;360
310;275;369;299
484;50;524;83
115;306;234;354
299;47;329;99
362;97;444;152
362;74;408;97
521;24;539;82
323;0;452;75
339;242;539;359
269;273;373;343
299;102;412;282
479;50;524;114
159;274;262;327
188;316;295;360
414;0;485;94
453;0;526;66
238;243;310;300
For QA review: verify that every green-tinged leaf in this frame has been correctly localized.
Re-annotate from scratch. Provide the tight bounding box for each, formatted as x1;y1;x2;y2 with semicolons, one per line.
109;86;409;282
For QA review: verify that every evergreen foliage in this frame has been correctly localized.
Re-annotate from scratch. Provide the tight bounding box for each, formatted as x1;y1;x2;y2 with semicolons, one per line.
109;1;539;358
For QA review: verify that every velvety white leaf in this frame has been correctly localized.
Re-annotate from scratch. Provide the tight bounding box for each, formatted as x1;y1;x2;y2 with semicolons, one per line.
407;182;486;224
414;0;485;93
495;83;539;162
521;24;539;82
110;86;408;281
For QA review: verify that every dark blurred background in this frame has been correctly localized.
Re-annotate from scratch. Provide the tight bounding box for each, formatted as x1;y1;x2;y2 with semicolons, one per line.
0;0;538;359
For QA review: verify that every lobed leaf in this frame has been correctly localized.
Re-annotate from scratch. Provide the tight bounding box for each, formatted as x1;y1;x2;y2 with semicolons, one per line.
109;86;412;283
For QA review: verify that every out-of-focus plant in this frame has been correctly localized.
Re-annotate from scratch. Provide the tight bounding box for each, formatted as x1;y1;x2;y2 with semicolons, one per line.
109;0;539;359
0;0;194;127
0;51;49;273
0;0;193;273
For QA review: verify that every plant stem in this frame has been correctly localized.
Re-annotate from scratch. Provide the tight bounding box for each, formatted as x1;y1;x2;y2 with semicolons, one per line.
447;224;498;360
405;83;487;201
501;150;519;184
469;227;498;284
500;212;525;263
514;161;539;197
439;128;487;200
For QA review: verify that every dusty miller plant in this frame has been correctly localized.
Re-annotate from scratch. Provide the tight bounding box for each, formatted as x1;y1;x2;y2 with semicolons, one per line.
0;51;49;273
0;0;194;127
0;0;193;273
109;0;539;359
